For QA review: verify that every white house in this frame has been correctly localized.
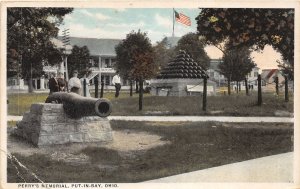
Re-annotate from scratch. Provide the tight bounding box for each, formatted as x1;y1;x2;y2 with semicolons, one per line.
207;59;260;89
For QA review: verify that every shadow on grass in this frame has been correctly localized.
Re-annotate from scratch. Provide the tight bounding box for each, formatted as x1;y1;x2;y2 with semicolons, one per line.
7;120;293;183
8;92;293;116
110;93;294;116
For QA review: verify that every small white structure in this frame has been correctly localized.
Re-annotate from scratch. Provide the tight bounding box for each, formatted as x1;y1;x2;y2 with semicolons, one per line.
150;78;216;96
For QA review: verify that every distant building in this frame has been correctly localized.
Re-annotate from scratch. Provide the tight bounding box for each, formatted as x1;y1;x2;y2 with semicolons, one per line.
56;36;125;88
261;69;290;92
7;37;135;91
163;36;180;48
207;59;260;88
206;59;226;86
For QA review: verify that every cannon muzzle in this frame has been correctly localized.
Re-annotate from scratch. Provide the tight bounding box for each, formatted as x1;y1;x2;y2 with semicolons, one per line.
45;92;112;118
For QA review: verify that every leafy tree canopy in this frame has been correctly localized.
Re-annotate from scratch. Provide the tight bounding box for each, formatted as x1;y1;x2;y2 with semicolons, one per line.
175;33;210;70
196;8;294;64
153;37;176;72
219;45;256;82
115;30;157;80
68;45;91;78
7;8;73;80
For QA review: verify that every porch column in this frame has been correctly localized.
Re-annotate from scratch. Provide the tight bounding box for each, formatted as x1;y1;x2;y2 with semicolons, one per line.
34;79;38;90
40;78;45;89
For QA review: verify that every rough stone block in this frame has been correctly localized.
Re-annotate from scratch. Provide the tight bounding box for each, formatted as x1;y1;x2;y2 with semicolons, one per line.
30;104;44;114
39;124;53;134
14;103;113;147
52;124;75;133
69;133;84;143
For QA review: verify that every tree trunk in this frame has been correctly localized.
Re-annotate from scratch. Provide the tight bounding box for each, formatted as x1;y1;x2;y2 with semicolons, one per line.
257;74;262;106
236;81;238;94
27;78;34;93
83;79;87;97
139;79;144;111
275;76;279;96
285;75;289;102
94;77;99;98
238;82;241;92
245;78;249;96
227;78;231;95
130;80;133;97
135;80;139;93
100;80;104;98
202;77;207;111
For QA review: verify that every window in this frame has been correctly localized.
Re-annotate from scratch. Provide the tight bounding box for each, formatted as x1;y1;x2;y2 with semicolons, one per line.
111;59;116;67
254;72;258;77
210;72;214;78
105;59;110;68
105;75;110;85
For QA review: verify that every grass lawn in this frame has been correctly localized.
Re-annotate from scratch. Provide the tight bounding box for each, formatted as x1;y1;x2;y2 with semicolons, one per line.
7;91;293;116
7;120;293;183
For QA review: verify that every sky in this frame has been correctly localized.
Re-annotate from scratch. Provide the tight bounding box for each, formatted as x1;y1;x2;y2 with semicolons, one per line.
58;8;282;69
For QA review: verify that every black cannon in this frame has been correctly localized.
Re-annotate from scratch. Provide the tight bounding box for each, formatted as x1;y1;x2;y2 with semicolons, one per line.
45;92;112;118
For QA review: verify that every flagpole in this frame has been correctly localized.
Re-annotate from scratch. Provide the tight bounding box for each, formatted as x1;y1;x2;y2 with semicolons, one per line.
172;8;175;37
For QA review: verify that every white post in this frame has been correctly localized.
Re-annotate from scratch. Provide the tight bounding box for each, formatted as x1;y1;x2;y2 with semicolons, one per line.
34;79;37;90
65;55;69;81
40;78;45;89
59;61;64;74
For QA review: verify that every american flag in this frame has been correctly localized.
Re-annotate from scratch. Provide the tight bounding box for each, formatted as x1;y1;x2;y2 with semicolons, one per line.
174;10;191;26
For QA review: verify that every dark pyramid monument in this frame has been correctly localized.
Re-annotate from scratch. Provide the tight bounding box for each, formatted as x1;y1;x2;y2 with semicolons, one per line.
150;50;216;96
157;50;208;79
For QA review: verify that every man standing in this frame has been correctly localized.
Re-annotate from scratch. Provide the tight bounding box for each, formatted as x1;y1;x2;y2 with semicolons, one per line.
48;72;59;94
80;73;91;97
112;71;121;98
68;70;82;95
57;71;67;92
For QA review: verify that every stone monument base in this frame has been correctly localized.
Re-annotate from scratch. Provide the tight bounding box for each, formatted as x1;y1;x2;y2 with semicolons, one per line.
13;103;113;147
150;78;217;96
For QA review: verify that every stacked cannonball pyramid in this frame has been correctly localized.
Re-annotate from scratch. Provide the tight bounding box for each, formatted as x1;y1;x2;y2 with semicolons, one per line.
157;50;208;79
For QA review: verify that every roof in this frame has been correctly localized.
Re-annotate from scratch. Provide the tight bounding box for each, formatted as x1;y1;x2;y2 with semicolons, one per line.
261;69;279;80
57;36;122;56
209;59;223;70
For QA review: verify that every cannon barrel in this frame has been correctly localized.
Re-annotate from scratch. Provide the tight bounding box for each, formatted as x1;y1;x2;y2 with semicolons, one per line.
45;92;112;118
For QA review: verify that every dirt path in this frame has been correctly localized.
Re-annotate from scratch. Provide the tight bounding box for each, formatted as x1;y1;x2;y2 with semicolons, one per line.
7;130;170;164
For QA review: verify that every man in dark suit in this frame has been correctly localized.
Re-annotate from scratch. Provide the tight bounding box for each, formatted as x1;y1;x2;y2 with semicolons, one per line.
48;73;59;94
57;71;67;92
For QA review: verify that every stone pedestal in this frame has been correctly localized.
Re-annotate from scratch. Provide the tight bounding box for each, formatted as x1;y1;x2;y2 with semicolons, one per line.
150;78;217;96
13;103;113;147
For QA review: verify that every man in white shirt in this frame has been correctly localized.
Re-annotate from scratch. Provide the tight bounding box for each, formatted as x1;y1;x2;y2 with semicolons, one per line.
68;70;82;95
112;71;121;98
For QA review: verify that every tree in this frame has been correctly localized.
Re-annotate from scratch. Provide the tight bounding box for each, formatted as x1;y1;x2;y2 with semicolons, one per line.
115;30;157;110
7;8;73;92
175;33;210;70
67;45;92;78
153;37;176;70
196;8;294;76
219;46;256;95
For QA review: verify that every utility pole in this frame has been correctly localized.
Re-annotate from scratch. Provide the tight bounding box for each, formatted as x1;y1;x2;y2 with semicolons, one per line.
62;29;70;81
